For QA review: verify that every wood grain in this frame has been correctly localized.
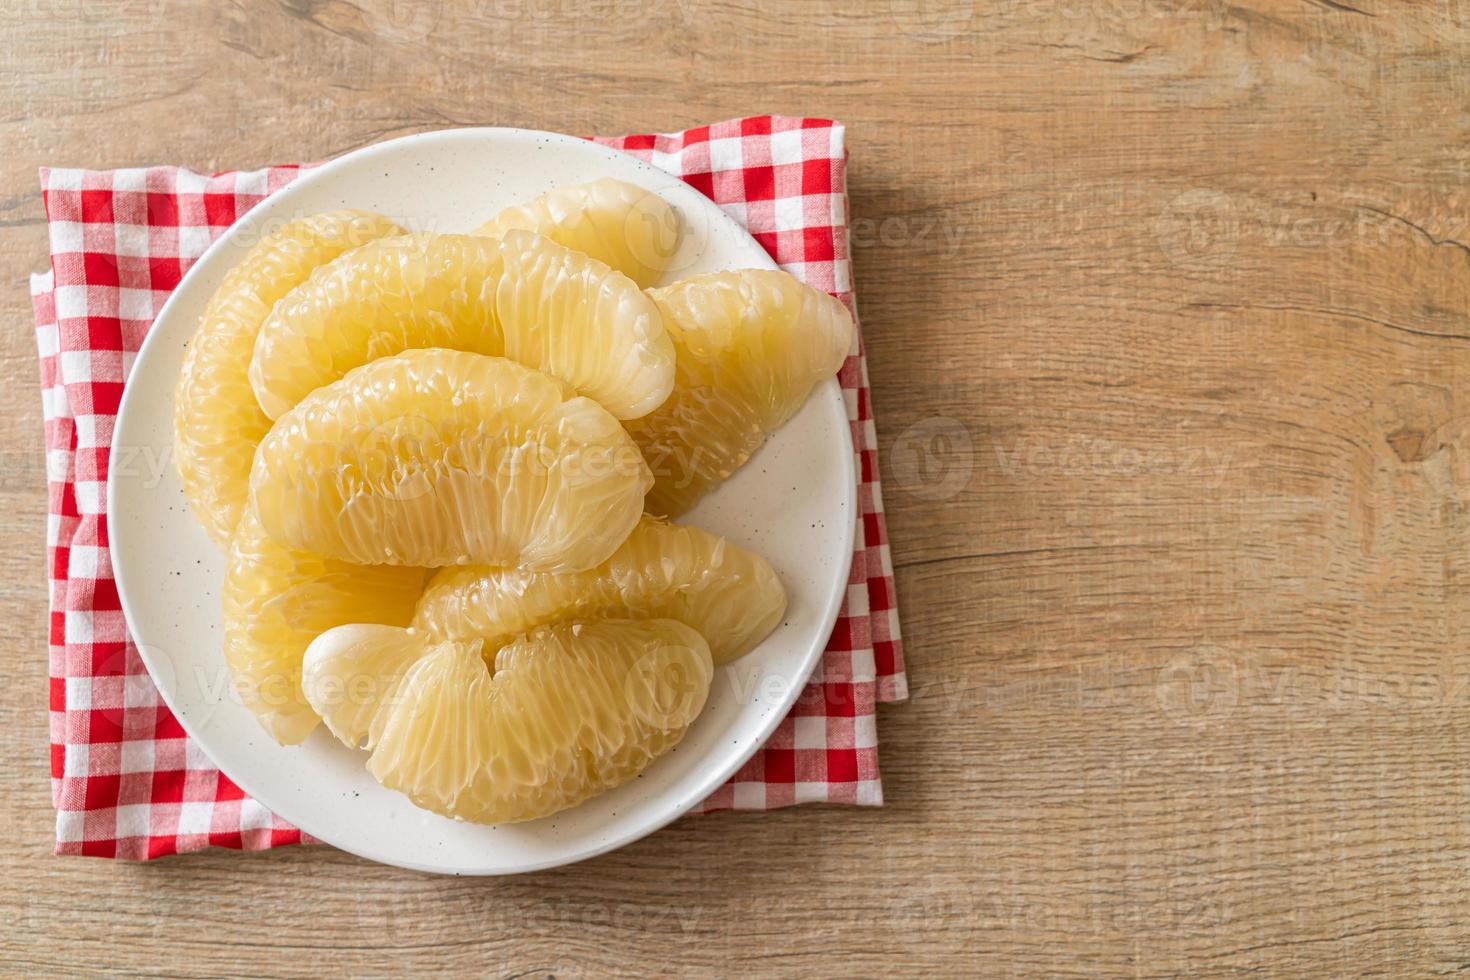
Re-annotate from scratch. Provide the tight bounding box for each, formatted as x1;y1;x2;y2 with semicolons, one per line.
4;0;1470;974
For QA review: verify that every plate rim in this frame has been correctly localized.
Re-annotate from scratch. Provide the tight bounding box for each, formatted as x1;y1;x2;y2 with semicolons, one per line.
108;126;857;875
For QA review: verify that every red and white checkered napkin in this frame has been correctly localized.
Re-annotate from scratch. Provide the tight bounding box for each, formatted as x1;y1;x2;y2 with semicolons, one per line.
31;116;907;860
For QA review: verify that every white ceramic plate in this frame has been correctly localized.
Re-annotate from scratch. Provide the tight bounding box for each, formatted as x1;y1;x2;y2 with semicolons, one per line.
109;128;855;875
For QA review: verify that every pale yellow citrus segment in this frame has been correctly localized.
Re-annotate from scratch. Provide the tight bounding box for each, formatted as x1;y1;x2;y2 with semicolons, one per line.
222;509;423;746
415;517;786;664
497;229;674;419
248;234;504;420
173;210;404;545
475;178;681;289
627;270;856;516
355;619;713;824
248;232;672;421
249;348;652;570
301;623;427;748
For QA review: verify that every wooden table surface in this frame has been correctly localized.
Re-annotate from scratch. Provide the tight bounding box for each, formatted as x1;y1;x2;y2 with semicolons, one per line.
4;1;1470;975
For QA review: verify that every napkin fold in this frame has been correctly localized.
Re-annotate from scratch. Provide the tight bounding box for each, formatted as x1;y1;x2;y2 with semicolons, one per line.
32;116;906;860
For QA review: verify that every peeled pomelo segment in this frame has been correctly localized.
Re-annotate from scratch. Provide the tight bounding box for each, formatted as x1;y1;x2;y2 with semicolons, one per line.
249;348;652;571
627;269;856;516
174;210;404;546
497;229;673;419
363;636;493;815
248;231;671;421
248;234;503;420
415;516;786;664
475;177;681;289
345;618;712;824
301;623;427;748
222;509;423;746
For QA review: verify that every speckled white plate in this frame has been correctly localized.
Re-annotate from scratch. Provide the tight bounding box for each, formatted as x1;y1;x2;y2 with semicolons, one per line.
109;128;855;875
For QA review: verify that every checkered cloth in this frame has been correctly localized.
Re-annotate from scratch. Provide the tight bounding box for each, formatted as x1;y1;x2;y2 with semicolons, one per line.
31;116;906;860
